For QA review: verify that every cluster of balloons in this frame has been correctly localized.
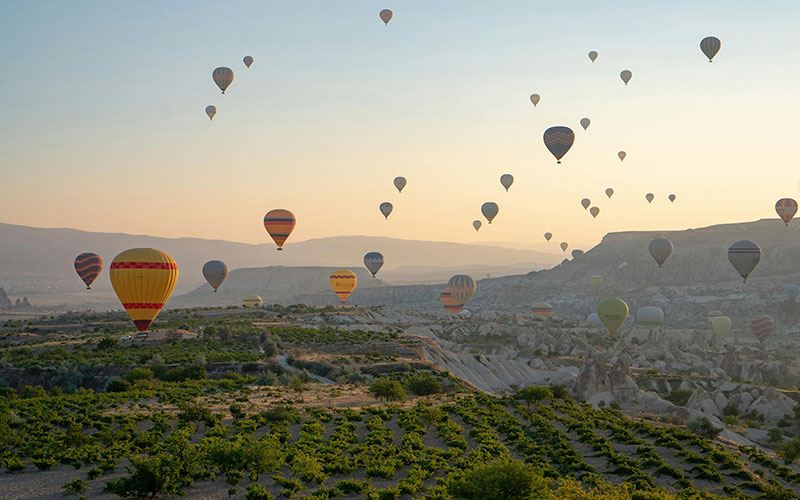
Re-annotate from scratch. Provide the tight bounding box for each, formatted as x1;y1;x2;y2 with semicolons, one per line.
206;57;253;121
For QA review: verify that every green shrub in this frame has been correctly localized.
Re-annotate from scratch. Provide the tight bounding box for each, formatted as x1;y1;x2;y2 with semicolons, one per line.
245;483;273;500
664;389;693;407
447;459;545;500
406;373;443;396
369;378;405;402
63;477;88;495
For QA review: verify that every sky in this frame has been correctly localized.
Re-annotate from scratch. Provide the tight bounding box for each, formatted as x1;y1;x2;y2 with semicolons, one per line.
1;1;799;252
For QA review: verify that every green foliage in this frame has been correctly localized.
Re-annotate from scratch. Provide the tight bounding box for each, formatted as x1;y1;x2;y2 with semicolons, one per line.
406;372;443;396
777;437;800;463
769;427;784;442
369;378;405;401
664;389;693;407
62;477;88;495
245;483;273;500
519;385;553;404
447;459;545;500
686;417;721;439
95;336;118;351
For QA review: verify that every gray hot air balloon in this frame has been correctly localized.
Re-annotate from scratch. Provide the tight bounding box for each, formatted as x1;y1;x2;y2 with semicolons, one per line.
481;202;499;223
586;312;603;326
618;151;626;161
580;118;591;130
560;242;568;252
393;176;407;193
363;252;384;277
581;198;590;210
588;51;598;62
212;67;234;94
620;70;632;85
544;232;552;241
605;188;614;199
473;220;482;232
728;240;761;282
379;202;393;219
500;174;514;191
590;206;600;218
202;260;228;292
571;249;584;259
243;56;254;68
700;36;721;62
669;194;676;203
529;94;540;107
205;105;217;121
543;126;575;164
379;9;393;25
649;237;673;267
646;193;655;203
637;306;664;326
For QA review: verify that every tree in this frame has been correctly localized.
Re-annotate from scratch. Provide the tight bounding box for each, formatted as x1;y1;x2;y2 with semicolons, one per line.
369;378;405;402
778;437;800;463
519;386;553;406
96;336;118;351
447;459;545;500
419;407;443;432
407;373;443;396
203;325;217;339
687;417;721;439
769;427;784;443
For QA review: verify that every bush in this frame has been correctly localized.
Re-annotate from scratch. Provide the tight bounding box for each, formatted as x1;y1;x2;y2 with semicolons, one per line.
245;483;273;500
406;373;443;396
447;459;545;500
778;437;800;463
369;378;405;402
262;405;301;424
665;389;693;407
63;477;88;495
722;401;740;417
96;336;118;351
769;428;784;442
229;402;246;420
687;417;721;439
106;377;131;393
519;386;553;405
551;385;571;400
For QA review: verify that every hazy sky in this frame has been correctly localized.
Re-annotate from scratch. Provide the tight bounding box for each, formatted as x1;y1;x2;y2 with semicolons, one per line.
2;1;799;252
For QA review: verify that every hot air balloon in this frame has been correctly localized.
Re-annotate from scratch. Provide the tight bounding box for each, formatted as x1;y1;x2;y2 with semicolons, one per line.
243;56;254;68
700;36;721;62
481;202;498;223
668;194;676;203
560;242;568;252
637;306;664;327
618;151;626;162
531;302;553;317
440;291;462;314
580;118;590;130
728;240;761;283
620;70;632;85
212;67;234;94
243;296;262;308
264;209;296;250
586;312;603;326
447;274;476;308
500;174;514;191
330;270;357;302
590;207;600;218
529;94;540;107
707;310;724;320
571;250;584;259
646;193;654;203
380;202;393;219
74;253;103;289
649;237;673;267
202;260;228;292
363;252;384;278
393;176;407;193
605;188;614;199
712;316;732;340
379;9;393;25
588;51;598;62
775;198;798;225
205;105;217;121
751;315;774;343
597;298;629;334
590;275;604;287
786;284;800;301
473;220;481;232
580;198;590;210
544;232;552;241
110;249;178;331
543;126;575;164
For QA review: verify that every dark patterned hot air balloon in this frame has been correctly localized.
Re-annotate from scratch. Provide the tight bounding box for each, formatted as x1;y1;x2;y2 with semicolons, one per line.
202;260;228;292
728;240;761;282
775;198;798;226
751;315;774;343
212;67;234;94
264;209;296;250
543;126;575;164
74;253;103;289
700;36;721;62
363;252;384;278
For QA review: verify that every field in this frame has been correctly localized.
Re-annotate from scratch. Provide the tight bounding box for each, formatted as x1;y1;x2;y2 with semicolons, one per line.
1;307;799;499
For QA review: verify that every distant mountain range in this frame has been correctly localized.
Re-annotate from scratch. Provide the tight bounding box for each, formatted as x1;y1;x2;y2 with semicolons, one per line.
0;222;558;307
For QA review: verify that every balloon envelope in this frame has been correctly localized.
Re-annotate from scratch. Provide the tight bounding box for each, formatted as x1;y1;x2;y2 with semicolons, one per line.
590;275;604;287
597;298;629;334
202;260;228;292
74;252;103;289
500;174;514;191
590;207;600;218
712;316;732;340
393;176;407;193
728;240;761;282
646;193;654;203
380;202;393;219
264;209;296;250
581;198;590;210
212;67;234;94
363;252;384;277
243;56;254;68
620;70;632;85
586;312;603;326
447;274;476;307
481;202;498;223
605;188;614;199
110;248;178;331
243;296;262;308
531;302;553;317
637;306;664;326
751;315;774;343
588;51;598;62
668;194;676;203
205;105;216;120
330;270;357;302
473;220;481;232
379;9;393;24
529;94;540;107
544;232;552;241
543;126;575;163
618;151;626;161
649;238;673;267
700;36;721;62
440;291;462;314
560;242;568;252
580;118;590;130
775;198;798;225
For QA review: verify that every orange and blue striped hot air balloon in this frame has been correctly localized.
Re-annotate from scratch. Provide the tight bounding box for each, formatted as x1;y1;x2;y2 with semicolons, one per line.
775;198;798;226
543;126;575;164
531;302;553;317
110;248;178;331
74;252;103;289
330;269;357;303
440;291;462;314
264;209;296;250
447;274;476;308
751;315;774;343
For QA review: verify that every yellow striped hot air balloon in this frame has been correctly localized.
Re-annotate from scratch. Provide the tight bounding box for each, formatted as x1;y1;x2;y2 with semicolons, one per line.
590;275;604;287
243;296;263;308
330;269;357;303
531;302;553;317
447;274;476;308
110;249;178;331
